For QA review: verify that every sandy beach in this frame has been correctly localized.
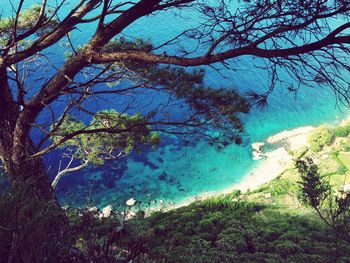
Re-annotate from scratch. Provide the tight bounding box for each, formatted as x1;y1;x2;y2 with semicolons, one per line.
146;126;316;213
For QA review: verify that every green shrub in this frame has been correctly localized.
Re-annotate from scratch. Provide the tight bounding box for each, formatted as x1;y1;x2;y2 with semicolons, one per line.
308;126;335;152
334;124;350;137
274;240;304;256
234;239;248;253
343;145;350;152
337;164;348;175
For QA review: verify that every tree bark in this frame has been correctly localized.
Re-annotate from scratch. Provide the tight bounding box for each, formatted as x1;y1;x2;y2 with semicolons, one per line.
0;65;70;261
0;65;57;201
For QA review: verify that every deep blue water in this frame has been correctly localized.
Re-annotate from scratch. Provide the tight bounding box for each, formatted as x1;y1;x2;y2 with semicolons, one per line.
1;1;349;208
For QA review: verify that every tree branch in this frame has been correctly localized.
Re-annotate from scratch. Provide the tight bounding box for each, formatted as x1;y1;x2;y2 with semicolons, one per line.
92;35;350;66
51;156;89;188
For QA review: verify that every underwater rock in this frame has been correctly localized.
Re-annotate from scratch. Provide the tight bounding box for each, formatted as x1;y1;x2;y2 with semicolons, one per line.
169;177;176;184
132;152;159;170
148;161;159;170
158;172;168;181
126;197;136;206
157;157;164;163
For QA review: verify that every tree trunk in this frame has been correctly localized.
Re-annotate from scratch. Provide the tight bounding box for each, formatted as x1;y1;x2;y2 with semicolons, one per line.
6;144;57;202
0;64;56;201
0;65;71;261
1;137;71;262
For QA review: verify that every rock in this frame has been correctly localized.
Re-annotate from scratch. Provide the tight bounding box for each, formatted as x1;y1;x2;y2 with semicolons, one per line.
101;205;113;218
252;151;263;161
125;211;136;220
251;142;265;160
252;142;264;151
87;206;99;213
129;211;136;217
126;197;136;206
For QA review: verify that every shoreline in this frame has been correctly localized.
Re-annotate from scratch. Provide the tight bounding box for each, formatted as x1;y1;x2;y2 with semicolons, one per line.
90;116;350;217
145;125;316;213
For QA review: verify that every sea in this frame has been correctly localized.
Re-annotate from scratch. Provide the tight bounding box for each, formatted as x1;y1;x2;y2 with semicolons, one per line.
1;1;349;209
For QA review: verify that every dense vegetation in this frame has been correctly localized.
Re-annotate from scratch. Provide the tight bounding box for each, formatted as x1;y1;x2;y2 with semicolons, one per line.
1;185;349;263
308;121;350;152
3;121;350;262
127;198;350;262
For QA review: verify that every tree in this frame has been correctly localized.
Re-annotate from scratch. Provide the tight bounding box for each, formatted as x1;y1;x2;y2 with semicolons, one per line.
1;0;350;202
296;157;350;261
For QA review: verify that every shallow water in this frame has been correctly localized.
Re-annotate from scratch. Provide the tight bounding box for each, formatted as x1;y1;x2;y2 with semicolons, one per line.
1;1;349;208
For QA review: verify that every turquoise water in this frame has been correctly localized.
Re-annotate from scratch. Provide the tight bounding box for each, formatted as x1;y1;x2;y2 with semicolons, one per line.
1;1;349;208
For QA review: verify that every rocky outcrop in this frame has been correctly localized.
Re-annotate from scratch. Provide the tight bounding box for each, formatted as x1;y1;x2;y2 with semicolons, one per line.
101;205;113;218
126;197;136;206
251;142;265;160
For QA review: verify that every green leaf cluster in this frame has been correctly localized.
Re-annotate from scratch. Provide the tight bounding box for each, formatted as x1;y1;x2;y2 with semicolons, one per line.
52;110;160;165
0;5;58;46
102;37;153;53
146;67;250;146
103;38;250;147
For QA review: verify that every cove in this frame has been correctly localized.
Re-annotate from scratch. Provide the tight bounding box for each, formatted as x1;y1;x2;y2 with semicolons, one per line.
1;0;348;209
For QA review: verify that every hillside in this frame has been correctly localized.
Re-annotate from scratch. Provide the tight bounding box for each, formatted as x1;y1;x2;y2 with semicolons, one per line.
64;121;350;262
2;122;350;262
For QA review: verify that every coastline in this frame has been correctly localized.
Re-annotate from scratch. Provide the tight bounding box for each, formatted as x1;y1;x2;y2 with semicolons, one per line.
146;125;316;213
236;126;315;192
